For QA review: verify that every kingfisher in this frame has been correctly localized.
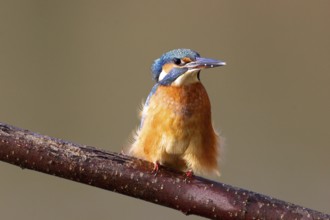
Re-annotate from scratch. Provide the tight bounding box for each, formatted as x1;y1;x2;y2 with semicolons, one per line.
129;48;226;176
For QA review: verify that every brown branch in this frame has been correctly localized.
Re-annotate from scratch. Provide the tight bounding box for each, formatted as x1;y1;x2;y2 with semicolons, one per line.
0;122;328;220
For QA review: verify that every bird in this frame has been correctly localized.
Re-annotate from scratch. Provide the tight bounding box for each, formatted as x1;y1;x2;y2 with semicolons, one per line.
128;48;226;176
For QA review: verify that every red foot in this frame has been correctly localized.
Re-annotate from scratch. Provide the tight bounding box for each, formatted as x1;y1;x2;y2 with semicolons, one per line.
152;162;160;176
185;170;194;178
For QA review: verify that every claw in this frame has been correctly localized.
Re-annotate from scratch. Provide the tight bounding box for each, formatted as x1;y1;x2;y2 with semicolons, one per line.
152;162;160;176
184;170;194;183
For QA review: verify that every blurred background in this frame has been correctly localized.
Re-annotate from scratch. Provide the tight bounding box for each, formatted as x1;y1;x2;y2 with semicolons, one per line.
0;1;329;219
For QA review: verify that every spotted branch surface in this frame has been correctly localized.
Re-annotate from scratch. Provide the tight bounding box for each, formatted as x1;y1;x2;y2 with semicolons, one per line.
0;122;329;220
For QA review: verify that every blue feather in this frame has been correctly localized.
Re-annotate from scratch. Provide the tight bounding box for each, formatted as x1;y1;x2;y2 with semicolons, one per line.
158;67;188;86
140;83;159;128
145;83;159;107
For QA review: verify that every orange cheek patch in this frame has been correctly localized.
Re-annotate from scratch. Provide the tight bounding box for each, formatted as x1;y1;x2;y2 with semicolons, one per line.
162;63;176;74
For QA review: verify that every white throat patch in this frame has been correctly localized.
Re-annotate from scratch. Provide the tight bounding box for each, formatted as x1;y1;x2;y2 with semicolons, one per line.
172;69;199;86
158;68;200;86
158;69;167;81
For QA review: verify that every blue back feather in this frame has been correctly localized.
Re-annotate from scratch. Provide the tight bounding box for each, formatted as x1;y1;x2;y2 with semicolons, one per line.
140;84;159;128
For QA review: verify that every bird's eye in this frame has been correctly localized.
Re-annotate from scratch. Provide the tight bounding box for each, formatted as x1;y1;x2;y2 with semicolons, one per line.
173;58;182;65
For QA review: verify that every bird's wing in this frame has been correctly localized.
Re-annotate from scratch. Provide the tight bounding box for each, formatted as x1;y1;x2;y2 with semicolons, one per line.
140;84;159;128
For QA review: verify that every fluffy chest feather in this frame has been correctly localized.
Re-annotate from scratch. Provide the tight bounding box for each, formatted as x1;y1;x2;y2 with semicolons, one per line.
142;82;212;155
150;82;211;119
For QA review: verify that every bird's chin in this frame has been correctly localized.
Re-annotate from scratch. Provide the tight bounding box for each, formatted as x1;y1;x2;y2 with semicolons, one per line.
172;69;200;86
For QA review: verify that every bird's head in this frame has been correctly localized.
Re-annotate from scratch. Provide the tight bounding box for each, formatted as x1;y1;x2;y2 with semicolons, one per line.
151;48;226;86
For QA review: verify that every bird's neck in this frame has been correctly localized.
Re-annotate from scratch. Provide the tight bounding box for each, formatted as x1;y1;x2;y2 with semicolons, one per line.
154;82;211;115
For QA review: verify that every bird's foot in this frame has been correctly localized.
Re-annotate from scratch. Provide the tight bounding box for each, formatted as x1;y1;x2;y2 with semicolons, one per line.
185;170;194;178
151;162;160;176
184;170;194;182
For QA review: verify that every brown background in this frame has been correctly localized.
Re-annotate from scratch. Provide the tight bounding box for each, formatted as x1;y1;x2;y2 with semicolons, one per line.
0;1;329;219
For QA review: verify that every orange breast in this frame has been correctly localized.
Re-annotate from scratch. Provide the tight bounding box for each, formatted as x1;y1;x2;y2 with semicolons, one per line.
130;82;219;174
